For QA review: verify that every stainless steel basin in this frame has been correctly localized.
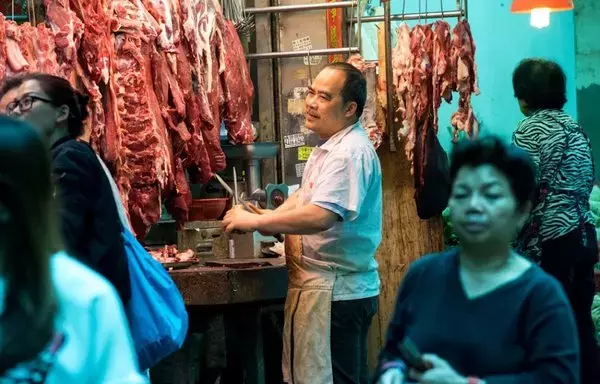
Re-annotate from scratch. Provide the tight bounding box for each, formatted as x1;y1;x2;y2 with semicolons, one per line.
221;142;280;160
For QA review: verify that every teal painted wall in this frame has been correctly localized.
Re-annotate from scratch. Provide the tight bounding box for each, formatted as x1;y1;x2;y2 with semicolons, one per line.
575;0;600;181
359;0;577;152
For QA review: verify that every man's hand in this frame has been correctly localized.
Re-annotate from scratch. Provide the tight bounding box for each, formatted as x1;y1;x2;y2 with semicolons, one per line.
222;205;260;233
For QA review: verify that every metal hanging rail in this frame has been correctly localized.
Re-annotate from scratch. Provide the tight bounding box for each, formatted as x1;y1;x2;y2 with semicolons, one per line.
347;9;464;24
247;47;360;60
245;0;362;60
245;1;358;14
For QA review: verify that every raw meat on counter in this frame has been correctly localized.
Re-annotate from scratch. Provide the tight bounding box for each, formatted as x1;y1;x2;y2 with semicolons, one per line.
0;0;257;239
147;245;196;264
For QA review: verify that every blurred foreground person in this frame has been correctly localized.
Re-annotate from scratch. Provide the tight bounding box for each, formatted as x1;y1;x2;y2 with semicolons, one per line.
374;138;579;384
0;73;130;306
0;117;145;383
512;58;599;383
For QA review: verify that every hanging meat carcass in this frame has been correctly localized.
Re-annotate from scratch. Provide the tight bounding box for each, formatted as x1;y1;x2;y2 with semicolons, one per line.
43;0;83;84
218;14;255;145
109;0;175;238
392;22;413;138
431;20;453;134
450;20;480;141
402;24;433;180
346;54;384;149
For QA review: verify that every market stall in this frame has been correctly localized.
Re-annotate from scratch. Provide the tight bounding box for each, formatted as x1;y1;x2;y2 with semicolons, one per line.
0;0;478;381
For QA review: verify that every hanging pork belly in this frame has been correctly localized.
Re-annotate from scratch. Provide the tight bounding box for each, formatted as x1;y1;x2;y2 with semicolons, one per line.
449;20;480;141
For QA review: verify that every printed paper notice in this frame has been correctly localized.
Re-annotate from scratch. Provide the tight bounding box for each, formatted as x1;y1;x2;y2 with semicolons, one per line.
292;36;322;66
297;146;314;161
295;162;307;178
287;99;305;115
284;133;306;149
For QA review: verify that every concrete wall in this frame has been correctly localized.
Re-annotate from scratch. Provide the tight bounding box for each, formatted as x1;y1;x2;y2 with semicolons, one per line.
575;0;600;181
360;0;578;152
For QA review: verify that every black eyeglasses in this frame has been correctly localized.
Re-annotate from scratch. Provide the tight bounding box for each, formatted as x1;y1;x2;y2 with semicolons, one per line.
5;94;54;116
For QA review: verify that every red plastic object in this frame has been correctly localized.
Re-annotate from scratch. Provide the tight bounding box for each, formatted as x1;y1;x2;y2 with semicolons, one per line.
511;0;573;13
188;198;230;221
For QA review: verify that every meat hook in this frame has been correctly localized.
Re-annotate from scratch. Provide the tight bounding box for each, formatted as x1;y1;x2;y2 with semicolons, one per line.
440;0;445;18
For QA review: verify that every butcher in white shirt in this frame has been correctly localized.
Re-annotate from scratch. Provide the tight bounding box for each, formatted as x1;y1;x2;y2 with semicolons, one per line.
223;63;382;384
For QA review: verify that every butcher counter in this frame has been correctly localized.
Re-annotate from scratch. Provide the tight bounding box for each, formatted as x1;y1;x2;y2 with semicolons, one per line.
168;257;288;306
150;257;288;384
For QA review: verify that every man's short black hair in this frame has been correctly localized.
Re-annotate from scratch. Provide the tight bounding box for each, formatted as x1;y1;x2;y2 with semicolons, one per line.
512;58;567;110
324;62;367;119
450;136;536;210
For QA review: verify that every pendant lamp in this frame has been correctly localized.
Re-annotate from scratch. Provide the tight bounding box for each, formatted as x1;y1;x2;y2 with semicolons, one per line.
511;0;574;29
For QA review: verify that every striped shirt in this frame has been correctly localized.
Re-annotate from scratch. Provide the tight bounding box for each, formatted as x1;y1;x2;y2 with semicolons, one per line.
512;109;594;246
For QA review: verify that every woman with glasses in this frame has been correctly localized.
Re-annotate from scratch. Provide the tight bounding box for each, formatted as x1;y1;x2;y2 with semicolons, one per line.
0;74;131;307
0;116;145;383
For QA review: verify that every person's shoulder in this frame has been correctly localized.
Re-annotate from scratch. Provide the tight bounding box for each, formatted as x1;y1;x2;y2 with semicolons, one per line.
406;249;457;277
335;126;379;163
345;125;377;150
52;140;98;168
50;252;121;309
521;264;572;308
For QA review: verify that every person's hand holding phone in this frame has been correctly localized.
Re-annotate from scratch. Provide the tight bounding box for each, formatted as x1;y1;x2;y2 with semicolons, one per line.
377;368;405;384
409;354;467;384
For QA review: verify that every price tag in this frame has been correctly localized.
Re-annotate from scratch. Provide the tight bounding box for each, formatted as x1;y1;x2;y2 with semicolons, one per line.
297;146;314;161
284;133;306;149
295;163;307;178
287;99;305;115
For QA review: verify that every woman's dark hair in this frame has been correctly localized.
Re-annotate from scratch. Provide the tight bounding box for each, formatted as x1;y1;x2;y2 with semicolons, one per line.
449;136;536;209
512;58;567;111
0;117;59;373
0;73;90;137
324;62;367;118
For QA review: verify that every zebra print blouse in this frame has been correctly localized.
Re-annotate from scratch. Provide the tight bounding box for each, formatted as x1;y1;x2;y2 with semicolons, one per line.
512;109;595;247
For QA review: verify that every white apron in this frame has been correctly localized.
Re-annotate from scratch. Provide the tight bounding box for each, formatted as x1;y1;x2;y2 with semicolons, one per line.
282;138;347;383
281;233;336;384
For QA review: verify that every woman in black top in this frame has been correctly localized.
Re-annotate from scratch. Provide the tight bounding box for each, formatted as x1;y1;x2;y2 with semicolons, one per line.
511;59;599;383
374;138;579;384
0;73;130;306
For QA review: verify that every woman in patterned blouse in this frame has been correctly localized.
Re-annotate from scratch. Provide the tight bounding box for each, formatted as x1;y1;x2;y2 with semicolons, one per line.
512;58;599;384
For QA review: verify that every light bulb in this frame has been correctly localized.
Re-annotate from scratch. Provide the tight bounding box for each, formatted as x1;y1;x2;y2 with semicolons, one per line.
530;8;550;29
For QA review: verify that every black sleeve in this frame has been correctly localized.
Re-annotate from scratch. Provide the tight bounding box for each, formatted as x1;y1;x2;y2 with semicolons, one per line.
371;256;429;382
483;276;579;384
53;148;98;264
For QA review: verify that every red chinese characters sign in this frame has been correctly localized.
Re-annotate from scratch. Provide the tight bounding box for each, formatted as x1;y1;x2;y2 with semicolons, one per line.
326;0;344;63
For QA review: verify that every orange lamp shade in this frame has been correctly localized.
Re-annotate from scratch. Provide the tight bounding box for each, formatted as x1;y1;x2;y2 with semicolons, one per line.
511;0;574;13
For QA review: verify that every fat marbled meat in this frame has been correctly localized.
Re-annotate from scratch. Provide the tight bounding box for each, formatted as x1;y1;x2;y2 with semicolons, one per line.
0;0;257;238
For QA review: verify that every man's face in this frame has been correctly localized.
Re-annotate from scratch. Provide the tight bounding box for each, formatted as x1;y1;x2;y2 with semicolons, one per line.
304;67;357;138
